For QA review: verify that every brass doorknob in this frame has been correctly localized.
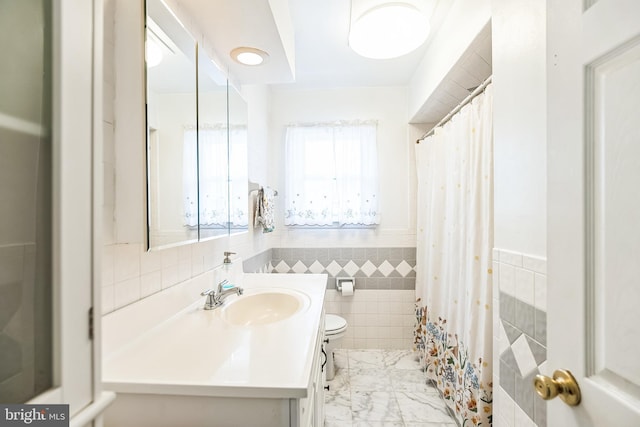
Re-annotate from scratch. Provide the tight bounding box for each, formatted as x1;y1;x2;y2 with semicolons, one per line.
534;369;581;406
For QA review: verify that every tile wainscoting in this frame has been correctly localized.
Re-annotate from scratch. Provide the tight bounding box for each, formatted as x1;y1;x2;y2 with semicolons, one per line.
270;247;417;290
493;249;548;427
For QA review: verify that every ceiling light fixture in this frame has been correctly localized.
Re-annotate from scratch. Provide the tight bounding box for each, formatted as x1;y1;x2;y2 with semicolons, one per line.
349;2;430;60
230;47;270;66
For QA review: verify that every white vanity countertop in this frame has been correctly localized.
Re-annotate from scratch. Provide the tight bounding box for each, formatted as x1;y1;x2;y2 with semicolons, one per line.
102;273;327;399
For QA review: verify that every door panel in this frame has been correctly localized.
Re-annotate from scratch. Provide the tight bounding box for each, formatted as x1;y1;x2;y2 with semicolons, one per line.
547;0;640;425
591;42;640;387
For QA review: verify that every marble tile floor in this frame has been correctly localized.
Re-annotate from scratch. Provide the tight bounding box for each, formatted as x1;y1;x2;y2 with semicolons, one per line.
324;349;457;427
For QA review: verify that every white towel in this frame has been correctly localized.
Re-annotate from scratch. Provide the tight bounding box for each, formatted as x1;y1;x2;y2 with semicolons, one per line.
254;187;276;233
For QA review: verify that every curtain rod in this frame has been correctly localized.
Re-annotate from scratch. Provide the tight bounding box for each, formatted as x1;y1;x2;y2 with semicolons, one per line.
416;75;492;144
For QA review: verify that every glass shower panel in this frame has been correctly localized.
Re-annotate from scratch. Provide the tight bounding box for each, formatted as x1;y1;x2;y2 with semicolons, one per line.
0;0;53;402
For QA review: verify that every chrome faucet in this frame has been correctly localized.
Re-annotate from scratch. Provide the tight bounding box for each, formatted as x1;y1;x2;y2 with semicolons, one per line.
201;279;244;310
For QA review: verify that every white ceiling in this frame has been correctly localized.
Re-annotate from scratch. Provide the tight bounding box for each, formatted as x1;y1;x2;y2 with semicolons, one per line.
175;0;492;123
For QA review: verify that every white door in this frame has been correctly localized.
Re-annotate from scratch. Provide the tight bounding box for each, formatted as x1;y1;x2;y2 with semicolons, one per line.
547;0;640;426
26;0;115;422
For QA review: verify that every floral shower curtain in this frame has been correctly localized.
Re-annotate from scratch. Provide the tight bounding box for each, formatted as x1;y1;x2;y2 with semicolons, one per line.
414;84;493;426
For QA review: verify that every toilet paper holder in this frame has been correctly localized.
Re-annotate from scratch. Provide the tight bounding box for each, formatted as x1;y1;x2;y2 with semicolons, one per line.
336;277;355;292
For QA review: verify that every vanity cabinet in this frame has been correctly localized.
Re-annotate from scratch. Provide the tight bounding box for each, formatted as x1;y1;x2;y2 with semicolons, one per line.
102;273;328;427
104;318;326;427
292;311;326;427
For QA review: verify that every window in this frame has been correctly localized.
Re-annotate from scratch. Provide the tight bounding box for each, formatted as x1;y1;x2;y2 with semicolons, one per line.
284;121;379;226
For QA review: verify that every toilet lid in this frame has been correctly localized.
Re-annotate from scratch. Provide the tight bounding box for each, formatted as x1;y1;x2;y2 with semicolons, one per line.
325;314;347;333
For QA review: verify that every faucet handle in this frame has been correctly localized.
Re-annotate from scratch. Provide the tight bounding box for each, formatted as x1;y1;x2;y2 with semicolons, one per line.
216;279;230;293
223;251;236;264
201;289;216;296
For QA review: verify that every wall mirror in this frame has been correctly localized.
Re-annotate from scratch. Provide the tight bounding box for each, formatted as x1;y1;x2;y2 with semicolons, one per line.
145;0;249;250
197;49;229;240
145;0;198;249
227;84;249;236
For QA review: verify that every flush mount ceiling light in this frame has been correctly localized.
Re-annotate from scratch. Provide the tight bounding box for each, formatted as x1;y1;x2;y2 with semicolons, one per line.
349;2;430;59
230;47;270;66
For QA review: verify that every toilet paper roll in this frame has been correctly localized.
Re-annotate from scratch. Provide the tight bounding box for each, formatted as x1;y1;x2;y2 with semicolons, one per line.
340;280;354;296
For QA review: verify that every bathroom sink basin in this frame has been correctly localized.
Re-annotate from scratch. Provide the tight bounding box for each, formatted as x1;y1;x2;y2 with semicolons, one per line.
221;289;310;326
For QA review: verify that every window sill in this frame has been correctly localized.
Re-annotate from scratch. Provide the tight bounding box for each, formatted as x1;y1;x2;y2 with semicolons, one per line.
285;224;378;230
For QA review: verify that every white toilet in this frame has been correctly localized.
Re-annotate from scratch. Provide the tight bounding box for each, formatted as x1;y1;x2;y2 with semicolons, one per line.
324;314;348;380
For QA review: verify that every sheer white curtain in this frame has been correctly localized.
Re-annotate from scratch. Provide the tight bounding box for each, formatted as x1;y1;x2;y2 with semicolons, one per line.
197;125;228;227
229;125;249;227
284;121;379;226
414;84;493;426
183;128;199;227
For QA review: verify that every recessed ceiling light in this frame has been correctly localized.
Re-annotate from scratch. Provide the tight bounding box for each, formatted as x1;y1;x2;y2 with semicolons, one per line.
349;2;430;59
230;47;269;66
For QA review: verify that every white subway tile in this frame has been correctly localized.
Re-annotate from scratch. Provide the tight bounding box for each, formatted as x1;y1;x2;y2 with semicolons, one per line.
141;249;162;274
493;298;501;339
499;263;516;296
403;314;416;327
114;276;141;309
492;248;501;261
102;245;115;287
352;326;365;341
514;404;535;427
341;337;354;348
495;416;509;427
379;326;391;339
102;284;115;314
390;327;404;340
366;326;378;339
114;243;141;282
353;338;366;348
515;268;535;306
538;360;550;376
492;261;500;295
500;250;523;267
402;291;416;303
161;264;178;289
498;322;510;354
378;301;391;314
364;313;378;325
522;254;547;274
178;245;192;260
365;338;379;349
140;271;161;298
377;313;391;327
366;301;380;313
534;273;547;312
499;387;515;427
340;301;353;313
161;247;178;267
191;253;204;276
511;335;538;377
389;314;403;327
360;290;377;301
178;258;191;282
351;313;365;326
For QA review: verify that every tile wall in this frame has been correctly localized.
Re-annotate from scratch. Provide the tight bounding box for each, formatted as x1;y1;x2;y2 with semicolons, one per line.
102;242;227;314
270;247;417;290
324;290;416;349
493;249;548;427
